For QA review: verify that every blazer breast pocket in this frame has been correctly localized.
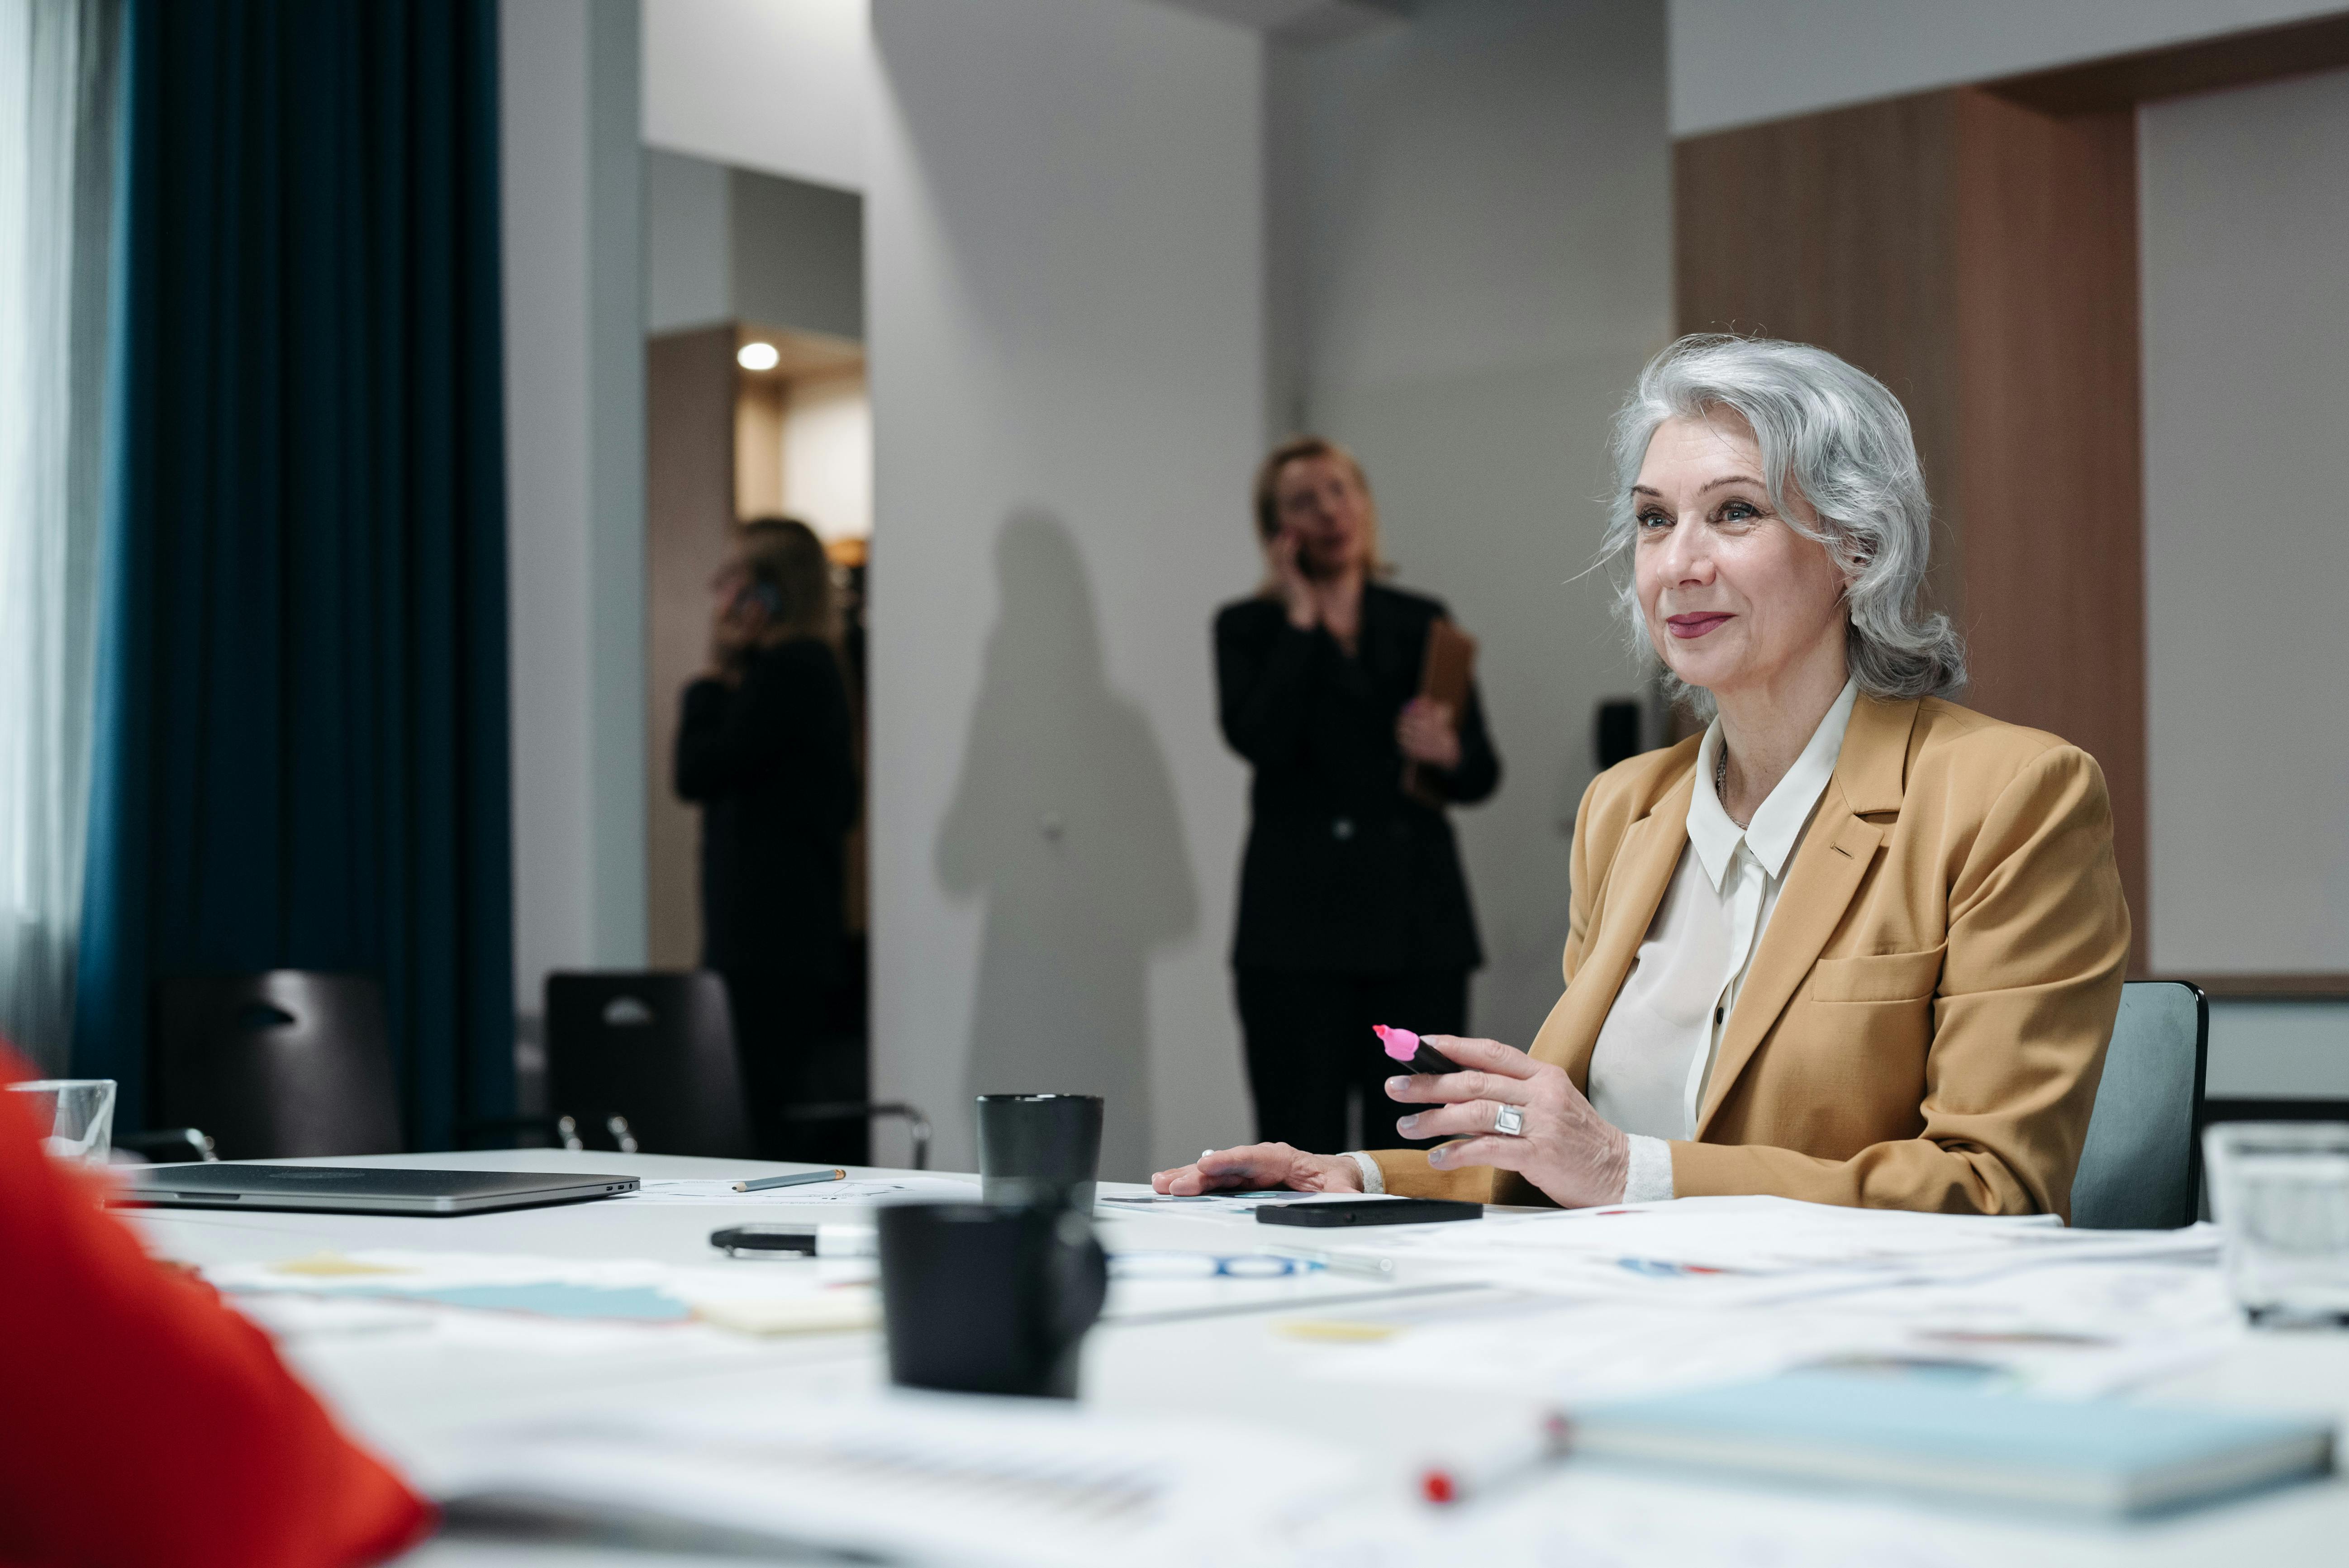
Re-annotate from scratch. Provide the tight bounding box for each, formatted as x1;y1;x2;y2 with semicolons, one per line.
1805;946;1945;1004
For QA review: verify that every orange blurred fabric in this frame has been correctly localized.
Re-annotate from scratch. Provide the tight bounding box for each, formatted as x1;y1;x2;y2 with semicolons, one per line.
0;1047;433;1568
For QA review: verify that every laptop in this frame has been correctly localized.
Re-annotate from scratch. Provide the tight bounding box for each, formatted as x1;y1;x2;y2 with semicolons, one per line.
115;1164;641;1216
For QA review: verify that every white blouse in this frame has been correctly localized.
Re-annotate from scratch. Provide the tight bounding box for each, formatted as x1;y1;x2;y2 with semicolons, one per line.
1346;680;1857;1204
1592;679;1859;1202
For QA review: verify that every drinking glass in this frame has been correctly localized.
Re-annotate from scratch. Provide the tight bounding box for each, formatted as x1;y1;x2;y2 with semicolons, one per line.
7;1079;118;1165
2203;1121;2349;1324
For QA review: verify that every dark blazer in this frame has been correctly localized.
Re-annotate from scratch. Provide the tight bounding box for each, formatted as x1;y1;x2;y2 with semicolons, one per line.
675;639;859;982
1215;583;1499;974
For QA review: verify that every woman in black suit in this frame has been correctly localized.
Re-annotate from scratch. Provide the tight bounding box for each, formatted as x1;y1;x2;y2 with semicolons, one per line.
1215;437;1500;1152
676;517;860;1161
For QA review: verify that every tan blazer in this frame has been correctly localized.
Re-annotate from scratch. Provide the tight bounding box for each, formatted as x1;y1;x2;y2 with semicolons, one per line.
1372;695;2130;1219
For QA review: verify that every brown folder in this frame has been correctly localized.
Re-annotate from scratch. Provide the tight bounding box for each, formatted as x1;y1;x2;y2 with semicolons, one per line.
1403;618;1476;808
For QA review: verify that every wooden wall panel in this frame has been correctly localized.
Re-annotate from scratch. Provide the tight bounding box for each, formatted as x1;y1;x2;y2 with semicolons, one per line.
1951;93;2145;966
1675;95;1969;625
1990;11;2349;114
1676;89;2148;969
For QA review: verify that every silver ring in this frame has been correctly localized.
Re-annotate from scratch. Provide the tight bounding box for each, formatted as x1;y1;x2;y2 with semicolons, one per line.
1493;1103;1525;1137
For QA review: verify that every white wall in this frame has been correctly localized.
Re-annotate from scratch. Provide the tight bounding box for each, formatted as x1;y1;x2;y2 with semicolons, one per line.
501;0;649;1028
646;148;865;341
782;371;873;542
867;0;1264;1177
645;145;730;333
1276;0;1672;1048
642;0;869;192
2140;65;2349;1093
729;168;865;340
1669;0;2349;136
2207;1002;2349;1100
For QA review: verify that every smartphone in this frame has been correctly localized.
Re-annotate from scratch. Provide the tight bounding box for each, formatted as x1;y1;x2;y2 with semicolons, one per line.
1255;1197;1482;1228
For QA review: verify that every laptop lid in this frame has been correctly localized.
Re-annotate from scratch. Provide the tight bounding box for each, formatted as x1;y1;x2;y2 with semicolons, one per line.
114;1164;640;1216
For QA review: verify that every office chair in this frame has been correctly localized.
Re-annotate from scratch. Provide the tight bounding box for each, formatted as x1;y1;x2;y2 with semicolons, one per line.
2069;980;2208;1229
542;970;932;1166
148;972;404;1161
545;972;757;1159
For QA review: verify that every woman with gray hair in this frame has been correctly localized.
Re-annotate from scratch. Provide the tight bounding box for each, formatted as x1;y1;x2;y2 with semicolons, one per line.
1158;335;2130;1217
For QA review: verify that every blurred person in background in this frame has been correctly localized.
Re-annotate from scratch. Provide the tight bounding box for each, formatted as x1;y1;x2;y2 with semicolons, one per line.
677;518;861;1161
1213;437;1502;1154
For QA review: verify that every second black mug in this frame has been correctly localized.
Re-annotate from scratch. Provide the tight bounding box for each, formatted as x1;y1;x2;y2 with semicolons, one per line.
975;1093;1103;1212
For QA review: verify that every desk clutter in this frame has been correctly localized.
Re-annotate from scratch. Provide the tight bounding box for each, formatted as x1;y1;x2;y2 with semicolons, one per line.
97;1091;2349;1565
136;1151;2344;1564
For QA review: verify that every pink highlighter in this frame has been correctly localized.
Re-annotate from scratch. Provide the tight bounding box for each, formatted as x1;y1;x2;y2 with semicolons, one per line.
1374;1024;1463;1077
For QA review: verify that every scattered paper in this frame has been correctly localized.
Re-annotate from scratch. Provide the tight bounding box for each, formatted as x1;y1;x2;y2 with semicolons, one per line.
625;1175;980;1206
1294;1197;2221;1306
270;1251;414;1278
692;1293;880;1335
432;1391;1361;1568
212;1249;879;1338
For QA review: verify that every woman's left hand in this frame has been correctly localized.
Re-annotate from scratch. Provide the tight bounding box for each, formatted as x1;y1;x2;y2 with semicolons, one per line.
1397;698;1461;769
1387;1035;1631;1207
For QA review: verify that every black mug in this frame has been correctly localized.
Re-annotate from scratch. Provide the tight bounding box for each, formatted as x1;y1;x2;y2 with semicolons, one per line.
876;1201;1109;1399
975;1093;1103;1212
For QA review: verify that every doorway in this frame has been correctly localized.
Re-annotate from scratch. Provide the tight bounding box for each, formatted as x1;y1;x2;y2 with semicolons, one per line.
643;149;874;1157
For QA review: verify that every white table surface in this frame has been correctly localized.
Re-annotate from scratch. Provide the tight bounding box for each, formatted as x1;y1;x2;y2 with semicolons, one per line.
124;1150;2349;1566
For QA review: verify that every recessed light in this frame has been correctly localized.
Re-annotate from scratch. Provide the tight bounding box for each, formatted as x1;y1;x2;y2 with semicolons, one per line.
737;341;780;372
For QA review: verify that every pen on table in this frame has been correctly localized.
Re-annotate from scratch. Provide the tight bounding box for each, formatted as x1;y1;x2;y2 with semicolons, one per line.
1416;1412;1571;1506
711;1221;876;1258
731;1168;849;1193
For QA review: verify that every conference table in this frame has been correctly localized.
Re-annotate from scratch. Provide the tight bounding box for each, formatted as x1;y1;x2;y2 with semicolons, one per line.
125;1149;2349;1566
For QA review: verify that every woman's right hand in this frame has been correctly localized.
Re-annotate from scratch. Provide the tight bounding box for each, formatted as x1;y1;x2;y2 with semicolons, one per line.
1149;1142;1363;1196
1270;529;1319;632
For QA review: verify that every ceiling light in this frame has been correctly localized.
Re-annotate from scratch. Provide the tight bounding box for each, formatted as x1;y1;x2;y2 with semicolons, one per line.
737;341;780;372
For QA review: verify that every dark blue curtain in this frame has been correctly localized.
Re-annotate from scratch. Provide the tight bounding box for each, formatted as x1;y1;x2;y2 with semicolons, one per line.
74;0;514;1149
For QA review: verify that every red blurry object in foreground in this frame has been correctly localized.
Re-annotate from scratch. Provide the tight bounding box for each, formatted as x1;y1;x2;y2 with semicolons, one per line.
0;1047;432;1568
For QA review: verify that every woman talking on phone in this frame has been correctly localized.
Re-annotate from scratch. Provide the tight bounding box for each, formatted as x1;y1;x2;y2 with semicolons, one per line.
1213;437;1502;1154
676;517;860;1162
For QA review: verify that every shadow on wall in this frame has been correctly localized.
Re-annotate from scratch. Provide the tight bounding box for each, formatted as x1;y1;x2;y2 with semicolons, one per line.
937;513;1197;1180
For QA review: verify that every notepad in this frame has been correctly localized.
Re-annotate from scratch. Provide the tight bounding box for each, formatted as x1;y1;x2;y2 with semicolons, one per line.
1569;1371;2335;1516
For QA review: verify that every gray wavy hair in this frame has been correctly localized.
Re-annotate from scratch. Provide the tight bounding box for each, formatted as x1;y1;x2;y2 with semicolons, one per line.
1603;335;1965;716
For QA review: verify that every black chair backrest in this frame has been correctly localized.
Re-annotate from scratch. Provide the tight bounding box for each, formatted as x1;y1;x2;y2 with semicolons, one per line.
544;971;753;1158
2071;980;2208;1230
151;972;403;1160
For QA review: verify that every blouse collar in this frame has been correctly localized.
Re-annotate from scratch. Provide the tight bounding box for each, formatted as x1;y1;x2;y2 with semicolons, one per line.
1688;677;1860;890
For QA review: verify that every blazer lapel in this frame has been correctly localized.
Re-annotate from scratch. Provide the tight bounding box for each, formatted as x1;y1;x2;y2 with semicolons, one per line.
1694;696;1918;1135
1557;771;1694;1090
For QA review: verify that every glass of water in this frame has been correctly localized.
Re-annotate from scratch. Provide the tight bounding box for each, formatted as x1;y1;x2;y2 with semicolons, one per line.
6;1079;117;1165
2203;1121;2349;1324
